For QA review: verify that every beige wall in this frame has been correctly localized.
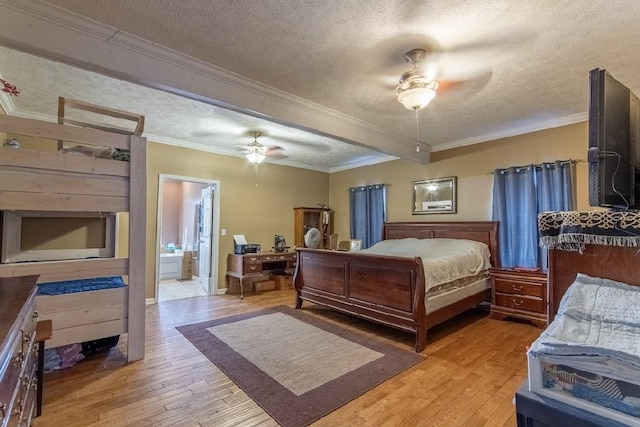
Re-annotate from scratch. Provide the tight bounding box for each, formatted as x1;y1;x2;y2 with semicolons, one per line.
329;122;590;241
21;217;105;249
145;142;330;298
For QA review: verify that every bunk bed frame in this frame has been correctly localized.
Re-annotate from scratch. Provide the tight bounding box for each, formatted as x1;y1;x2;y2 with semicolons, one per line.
0;112;146;362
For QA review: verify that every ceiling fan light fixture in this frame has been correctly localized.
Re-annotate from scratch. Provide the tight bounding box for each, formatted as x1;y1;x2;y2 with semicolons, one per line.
246;151;266;164
397;86;437;110
396;48;439;110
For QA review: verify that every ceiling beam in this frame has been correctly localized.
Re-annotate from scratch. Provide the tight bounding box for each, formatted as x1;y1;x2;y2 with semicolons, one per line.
0;0;430;163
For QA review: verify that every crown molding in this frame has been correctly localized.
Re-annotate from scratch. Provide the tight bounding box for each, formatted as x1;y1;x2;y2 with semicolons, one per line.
0;0;430;163
0;73;15;114
0;90;15;115
432;112;588;152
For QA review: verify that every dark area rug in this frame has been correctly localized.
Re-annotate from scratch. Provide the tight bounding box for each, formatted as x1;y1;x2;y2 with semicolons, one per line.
176;305;424;427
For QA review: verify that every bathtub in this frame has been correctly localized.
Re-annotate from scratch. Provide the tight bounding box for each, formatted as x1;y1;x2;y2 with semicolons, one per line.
159;253;183;280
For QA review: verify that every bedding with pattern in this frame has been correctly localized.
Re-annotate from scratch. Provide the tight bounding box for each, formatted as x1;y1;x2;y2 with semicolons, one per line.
359;237;492;292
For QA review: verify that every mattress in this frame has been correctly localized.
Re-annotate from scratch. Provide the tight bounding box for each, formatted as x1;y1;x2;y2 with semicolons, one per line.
37;276;126;296
426;277;490;314
360;237;492;291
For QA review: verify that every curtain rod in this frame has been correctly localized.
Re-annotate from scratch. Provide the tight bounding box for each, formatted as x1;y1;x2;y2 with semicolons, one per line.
487;159;585;175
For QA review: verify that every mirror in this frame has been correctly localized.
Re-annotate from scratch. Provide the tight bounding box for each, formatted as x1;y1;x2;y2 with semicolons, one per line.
412;176;457;214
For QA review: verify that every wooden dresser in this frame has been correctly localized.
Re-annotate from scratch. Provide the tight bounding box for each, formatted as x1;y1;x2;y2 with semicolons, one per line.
0;275;39;427
489;268;548;328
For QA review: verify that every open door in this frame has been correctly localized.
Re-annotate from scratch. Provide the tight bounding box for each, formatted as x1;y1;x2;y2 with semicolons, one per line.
198;185;214;292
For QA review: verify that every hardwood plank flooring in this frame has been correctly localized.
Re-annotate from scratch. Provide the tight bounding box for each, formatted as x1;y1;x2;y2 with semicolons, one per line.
33;289;541;427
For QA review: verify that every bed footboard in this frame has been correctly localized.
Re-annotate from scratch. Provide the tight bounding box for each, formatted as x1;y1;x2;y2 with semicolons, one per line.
294;248;427;351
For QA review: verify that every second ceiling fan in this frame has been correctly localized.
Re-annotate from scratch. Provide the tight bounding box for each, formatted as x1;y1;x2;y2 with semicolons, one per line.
242;131;286;164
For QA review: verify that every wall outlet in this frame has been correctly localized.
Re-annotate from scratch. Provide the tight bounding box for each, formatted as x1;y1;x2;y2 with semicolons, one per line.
221;229;226;236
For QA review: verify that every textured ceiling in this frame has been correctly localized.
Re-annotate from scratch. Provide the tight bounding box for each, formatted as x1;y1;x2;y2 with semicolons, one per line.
0;47;385;172
2;0;640;171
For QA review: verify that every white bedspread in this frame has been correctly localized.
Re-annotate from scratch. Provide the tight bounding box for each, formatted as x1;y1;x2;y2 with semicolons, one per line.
529;273;640;383
359;238;491;291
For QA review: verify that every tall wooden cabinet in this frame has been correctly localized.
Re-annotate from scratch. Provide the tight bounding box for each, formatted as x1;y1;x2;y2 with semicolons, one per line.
293;207;333;249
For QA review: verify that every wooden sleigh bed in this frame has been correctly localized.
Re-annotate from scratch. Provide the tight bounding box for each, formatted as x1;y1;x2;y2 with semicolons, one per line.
294;221;500;352
0;104;146;362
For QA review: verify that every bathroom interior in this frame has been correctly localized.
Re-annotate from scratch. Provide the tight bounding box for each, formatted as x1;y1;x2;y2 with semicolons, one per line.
158;178;211;301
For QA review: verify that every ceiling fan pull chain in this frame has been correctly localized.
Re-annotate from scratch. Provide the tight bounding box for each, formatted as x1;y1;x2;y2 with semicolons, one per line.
415;108;420;152
255;163;259;187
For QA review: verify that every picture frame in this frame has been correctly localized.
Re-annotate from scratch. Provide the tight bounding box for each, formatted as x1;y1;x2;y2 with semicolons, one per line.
412;176;457;214
349;239;362;251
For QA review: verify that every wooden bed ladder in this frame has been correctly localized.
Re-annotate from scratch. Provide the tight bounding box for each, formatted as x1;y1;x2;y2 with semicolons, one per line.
57;97;145;149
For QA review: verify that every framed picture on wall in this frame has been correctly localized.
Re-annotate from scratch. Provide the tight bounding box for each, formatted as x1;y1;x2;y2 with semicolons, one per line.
412;176;457;214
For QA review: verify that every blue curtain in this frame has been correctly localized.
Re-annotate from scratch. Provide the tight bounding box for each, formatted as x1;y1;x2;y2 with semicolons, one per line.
349;184;387;248
535;161;576;269
492;161;575;269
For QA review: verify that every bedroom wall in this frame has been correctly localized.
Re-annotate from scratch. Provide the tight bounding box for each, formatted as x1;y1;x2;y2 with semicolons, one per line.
329;122;589;241
143;142;330;299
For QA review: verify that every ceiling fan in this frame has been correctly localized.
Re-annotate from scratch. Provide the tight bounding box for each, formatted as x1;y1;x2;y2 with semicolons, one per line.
396;48;440;111
363;34;496;110
241;132;286;164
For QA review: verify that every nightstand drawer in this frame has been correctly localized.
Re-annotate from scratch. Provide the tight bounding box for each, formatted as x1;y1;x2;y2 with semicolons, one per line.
493;278;545;298
494;292;545;313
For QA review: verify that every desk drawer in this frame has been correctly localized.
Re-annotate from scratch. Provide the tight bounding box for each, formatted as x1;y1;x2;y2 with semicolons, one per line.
243;263;262;274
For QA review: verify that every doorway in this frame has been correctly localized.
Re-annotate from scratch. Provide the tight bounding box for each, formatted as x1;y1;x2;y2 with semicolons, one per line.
155;175;220;302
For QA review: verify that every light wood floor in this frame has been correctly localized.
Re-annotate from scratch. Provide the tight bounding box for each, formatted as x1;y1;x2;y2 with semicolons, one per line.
158;278;208;302
33;289;541;427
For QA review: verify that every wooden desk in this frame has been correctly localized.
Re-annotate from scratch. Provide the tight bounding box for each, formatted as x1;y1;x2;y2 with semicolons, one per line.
225;252;296;299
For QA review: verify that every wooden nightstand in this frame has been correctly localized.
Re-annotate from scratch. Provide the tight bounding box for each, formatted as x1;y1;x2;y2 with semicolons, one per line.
489;268;548;328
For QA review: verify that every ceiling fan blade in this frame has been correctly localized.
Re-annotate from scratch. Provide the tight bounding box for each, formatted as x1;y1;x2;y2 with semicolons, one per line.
266;152;288;160
264;145;284;154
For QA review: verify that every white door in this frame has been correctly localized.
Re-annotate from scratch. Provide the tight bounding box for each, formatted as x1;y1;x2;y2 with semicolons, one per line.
198;186;214;291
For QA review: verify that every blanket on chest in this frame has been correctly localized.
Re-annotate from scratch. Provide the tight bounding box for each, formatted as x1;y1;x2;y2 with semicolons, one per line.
529;273;640;383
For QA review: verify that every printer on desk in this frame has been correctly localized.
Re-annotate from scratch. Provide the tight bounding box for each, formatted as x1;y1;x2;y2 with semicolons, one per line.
233;234;260;254
234;243;260;254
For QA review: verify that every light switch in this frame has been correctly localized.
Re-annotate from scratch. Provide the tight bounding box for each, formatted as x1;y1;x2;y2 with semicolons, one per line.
221;229;227;236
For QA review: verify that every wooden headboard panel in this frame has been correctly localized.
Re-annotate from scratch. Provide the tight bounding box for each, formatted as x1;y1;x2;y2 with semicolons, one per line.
382;221;500;268
548;245;640;321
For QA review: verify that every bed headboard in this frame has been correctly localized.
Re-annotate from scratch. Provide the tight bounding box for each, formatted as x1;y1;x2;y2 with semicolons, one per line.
382;221;500;268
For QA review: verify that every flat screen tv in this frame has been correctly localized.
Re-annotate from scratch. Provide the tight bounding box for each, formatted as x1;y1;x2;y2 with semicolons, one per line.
588;68;640;210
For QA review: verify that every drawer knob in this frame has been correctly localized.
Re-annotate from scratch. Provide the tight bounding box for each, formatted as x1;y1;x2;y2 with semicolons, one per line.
1;402;6;418
13;352;24;366
512;298;524;307
512;285;523;292
23;333;31;343
13;400;22;415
